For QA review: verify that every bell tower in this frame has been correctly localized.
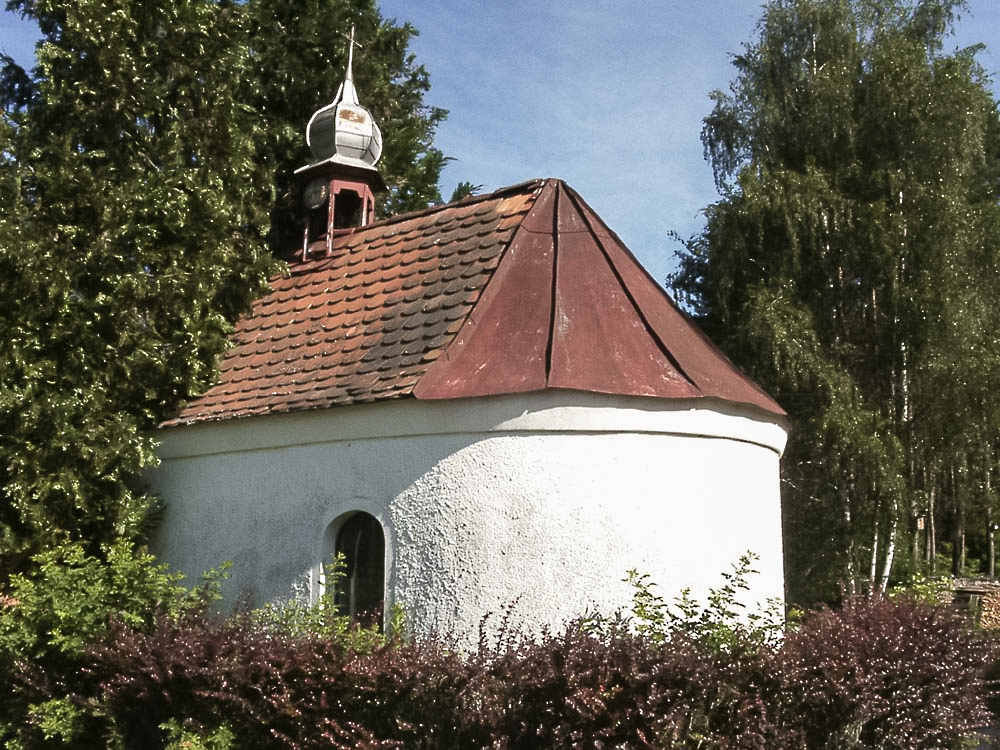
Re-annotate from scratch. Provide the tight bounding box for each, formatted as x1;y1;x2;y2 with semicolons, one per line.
295;27;386;260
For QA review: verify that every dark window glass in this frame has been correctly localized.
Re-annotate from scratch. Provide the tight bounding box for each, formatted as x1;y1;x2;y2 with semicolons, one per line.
335;512;385;625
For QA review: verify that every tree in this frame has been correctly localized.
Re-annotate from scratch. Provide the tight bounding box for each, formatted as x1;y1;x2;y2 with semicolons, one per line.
0;0;447;578
672;0;1000;606
0;0;274;576
450;181;484;202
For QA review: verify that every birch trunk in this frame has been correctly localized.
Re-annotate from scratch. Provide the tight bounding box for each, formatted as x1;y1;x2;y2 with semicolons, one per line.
879;500;898;594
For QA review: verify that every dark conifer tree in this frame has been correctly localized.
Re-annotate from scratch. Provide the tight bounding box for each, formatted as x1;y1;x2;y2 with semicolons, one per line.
0;0;446;576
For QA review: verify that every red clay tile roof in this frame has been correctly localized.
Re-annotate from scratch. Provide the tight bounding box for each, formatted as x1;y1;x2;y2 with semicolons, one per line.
166;179;784;426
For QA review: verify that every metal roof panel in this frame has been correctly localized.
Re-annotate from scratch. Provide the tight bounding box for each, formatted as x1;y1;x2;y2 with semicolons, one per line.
164;178;784;427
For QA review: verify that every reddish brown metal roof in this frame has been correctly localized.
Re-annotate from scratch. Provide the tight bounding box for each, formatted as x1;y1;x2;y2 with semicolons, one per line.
167;179;784;426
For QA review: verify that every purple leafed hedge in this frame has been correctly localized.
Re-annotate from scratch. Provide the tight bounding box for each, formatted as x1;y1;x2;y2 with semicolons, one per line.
39;595;988;749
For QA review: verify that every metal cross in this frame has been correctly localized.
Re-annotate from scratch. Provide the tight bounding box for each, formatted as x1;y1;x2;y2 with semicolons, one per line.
343;25;362;71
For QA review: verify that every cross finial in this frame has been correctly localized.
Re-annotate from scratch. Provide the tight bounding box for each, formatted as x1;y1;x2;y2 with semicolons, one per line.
343;26;361;84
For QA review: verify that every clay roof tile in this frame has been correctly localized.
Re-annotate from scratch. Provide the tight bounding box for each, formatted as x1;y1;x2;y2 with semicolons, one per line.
165;179;783;427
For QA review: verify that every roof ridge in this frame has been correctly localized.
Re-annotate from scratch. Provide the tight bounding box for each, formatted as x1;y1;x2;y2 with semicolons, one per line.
371;177;550;230
284;178;551;277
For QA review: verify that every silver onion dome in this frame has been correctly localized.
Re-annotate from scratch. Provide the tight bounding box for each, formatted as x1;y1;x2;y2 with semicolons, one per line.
304;28;383;168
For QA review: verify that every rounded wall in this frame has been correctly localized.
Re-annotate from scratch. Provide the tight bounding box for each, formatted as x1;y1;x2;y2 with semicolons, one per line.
147;392;785;643
389;431;782;641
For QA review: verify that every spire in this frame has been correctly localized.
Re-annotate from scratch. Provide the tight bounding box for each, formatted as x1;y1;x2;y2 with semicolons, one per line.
340;25;360;106
295;27;386;259
303;26;383;169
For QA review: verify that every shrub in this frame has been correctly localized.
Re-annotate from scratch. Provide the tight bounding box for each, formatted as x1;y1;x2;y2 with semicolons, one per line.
470;618;788;749
626;551;785;653
0;539;217;749
4;550;995;748
91;605;472;749
779;595;996;749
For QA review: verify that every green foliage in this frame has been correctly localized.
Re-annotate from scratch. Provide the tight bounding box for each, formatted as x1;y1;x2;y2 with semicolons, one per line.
627;551;786;652
0;0;447;577
888;571;954;606
0;539;224;748
0;0;274;573
449;181;483;202
1;541;181;659
161;720;234;750
674;0;1000;606
251;555;403;651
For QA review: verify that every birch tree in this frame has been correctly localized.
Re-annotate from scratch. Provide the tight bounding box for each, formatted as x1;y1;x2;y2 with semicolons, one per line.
673;0;1000;605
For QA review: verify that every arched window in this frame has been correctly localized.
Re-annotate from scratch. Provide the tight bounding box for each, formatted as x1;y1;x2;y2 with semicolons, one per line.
328;512;385;625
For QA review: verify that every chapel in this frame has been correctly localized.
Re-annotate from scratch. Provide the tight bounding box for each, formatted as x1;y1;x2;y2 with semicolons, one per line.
147;41;789;643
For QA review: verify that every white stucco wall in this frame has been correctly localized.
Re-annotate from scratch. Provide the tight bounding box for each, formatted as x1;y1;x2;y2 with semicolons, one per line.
147;391;786;646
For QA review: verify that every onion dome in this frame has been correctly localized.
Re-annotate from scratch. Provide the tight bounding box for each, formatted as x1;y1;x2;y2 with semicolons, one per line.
304;27;383;169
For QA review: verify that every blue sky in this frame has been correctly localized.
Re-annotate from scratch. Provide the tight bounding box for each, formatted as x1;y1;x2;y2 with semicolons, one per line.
3;2;999;283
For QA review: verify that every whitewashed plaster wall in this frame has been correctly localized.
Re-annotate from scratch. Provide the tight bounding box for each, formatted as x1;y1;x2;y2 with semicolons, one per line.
146;391;787;646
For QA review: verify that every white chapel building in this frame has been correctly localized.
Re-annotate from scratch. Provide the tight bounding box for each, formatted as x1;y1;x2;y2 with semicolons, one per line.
146;47;789;642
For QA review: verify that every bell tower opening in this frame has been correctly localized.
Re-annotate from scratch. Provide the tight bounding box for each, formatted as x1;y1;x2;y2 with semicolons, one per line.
306;202;328;246
333;188;362;229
